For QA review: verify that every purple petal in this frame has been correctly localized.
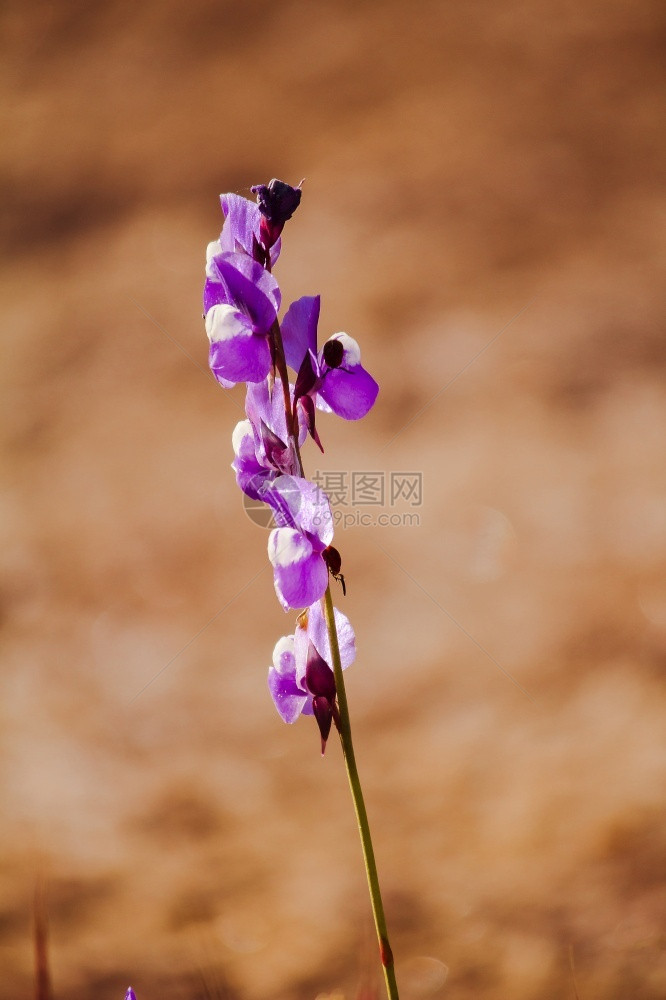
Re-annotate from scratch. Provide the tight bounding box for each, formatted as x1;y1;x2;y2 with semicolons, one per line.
204;252;280;329
268;528;329;610
231;419;272;498
246;379;289;446
245;378;307;452
268;666;309;723
318;364;379;419
219;194;260;256
269;475;334;545
281;295;320;373
316;334;378;419
207;308;272;384
219;193;281;265
306;601;356;671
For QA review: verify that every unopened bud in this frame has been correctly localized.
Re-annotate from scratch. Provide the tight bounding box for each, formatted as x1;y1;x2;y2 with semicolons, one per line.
252;179;302;249
312;695;333;752
305;643;336;700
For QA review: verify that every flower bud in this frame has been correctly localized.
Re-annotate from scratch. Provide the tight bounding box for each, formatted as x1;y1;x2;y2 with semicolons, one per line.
312;695;334;753
251;179;302;249
305;642;336;700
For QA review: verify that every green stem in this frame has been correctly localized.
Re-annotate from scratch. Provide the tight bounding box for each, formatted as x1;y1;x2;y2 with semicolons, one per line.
323;586;399;1000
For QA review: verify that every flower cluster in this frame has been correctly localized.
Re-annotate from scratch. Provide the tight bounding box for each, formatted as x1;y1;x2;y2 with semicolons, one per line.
204;180;378;751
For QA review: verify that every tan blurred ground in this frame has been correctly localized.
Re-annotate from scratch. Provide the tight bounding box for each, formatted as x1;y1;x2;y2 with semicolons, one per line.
1;1;665;998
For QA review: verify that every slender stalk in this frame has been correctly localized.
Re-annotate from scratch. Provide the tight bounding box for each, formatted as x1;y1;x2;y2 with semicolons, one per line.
323;586;399;1000
270;319;305;476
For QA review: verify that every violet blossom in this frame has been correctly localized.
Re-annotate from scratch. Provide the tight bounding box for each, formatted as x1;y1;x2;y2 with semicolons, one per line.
268;601;356;751
266;474;334;611
204;250;281;386
231;377;306;501
203;181;368;720
281;295;379;442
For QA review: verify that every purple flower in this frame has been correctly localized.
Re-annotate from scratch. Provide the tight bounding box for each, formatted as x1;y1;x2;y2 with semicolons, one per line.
268;601;356;750
266;475;334;610
204;251;280;385
125;989;136;1000
231;379;306;500
281;295;379;436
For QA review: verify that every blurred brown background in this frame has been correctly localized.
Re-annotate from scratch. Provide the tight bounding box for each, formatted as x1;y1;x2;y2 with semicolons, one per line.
1;1;665;998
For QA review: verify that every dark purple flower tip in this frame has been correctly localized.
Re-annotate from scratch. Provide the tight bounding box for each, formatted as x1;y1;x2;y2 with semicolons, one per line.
297;393;324;453
252;179;302;225
322;338;345;370
125;989;137;1000
305;642;336;700
312;695;334;753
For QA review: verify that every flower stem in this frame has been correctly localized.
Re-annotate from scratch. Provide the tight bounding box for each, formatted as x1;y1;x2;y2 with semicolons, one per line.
270;319;305;476
323;585;399;1000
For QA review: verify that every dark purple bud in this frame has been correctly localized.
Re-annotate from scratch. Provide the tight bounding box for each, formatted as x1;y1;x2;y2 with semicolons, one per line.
251;179;302;250
322;338;345;370
126;989;137;1000
312;695;333;753
252;179;302;225
323;545;342;577
305;642;336;700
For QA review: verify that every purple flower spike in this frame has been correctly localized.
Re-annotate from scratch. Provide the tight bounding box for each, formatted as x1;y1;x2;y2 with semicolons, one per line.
204;252;280;385
125;989;137;1000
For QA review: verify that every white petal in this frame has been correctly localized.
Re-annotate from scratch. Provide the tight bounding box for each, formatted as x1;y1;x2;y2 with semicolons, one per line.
272;634;296;675
206;303;247;343
231;419;254;456
268;528;312;568
205;240;222;277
